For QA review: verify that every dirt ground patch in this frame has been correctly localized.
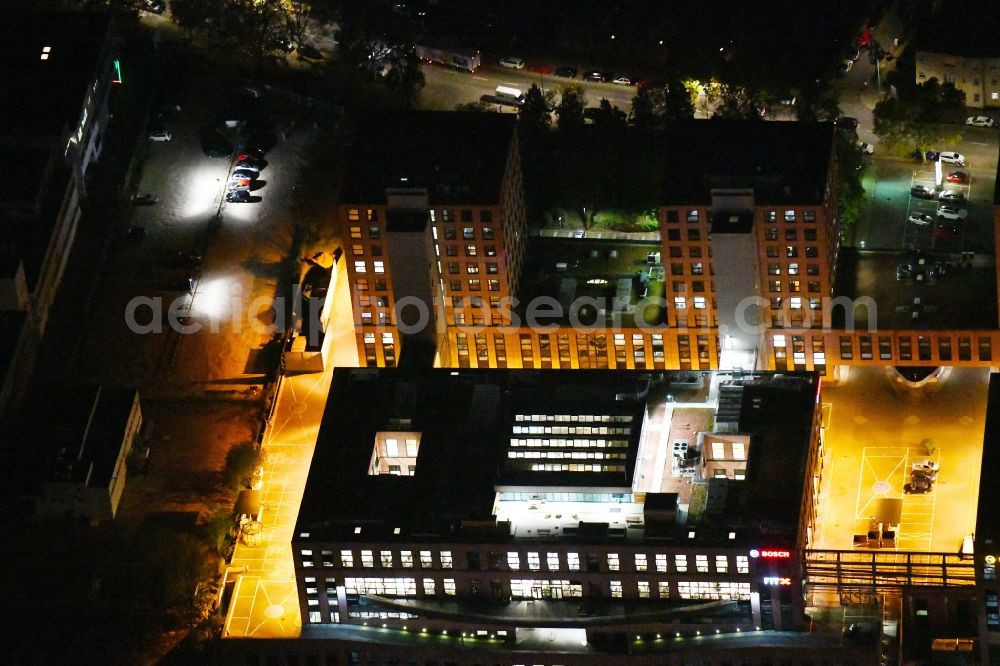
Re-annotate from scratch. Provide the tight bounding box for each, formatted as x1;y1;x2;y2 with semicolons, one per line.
117;397;262;527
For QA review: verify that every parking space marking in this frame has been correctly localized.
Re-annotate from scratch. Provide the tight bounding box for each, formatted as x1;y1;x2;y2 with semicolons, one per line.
854;447;938;551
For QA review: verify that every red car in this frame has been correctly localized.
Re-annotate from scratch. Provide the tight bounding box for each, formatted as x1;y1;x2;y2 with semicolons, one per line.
946;171;967;183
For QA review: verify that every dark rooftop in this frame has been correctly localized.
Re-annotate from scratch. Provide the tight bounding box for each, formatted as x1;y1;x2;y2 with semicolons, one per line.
0;311;28;398
296;369;819;547
975;374;1000;547
661;120;834;205
0;385;137;490
0;11;112;137
339;110;516;205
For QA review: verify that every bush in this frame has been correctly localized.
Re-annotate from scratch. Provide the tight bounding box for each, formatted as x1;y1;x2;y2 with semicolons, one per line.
222;442;263;490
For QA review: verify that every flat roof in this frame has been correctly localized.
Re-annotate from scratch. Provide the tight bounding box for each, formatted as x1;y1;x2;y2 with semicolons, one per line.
661;120;834;205
0;385;137;490
340;110;516;205
0;11;111;137
975;374;1000;546
515;236;665;327
0;311;28;393
296;369;819;546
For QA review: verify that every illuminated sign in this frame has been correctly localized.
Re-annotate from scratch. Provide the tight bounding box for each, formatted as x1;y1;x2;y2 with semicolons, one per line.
987;555;996;564
750;549;791;559
762;576;792;586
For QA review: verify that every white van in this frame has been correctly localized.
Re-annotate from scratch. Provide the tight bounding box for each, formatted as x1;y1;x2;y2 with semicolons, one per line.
495;85;525;105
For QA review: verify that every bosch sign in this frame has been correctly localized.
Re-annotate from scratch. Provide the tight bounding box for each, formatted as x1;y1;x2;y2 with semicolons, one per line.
750;549;792;559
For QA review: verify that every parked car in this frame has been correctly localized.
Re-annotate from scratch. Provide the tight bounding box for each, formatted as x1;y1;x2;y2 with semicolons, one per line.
838;59;854;75
910;185;935;199
908;212;934;226
555;66;577;78
142;0;165;13
858;142;874;155
148;130;172;141
938;151;967;166
297;43;322;60
131;193;158;205
233;167;259;181
938;189;966;204
229;176;252;190
946;171;967;183
966;115;997;127
612;75;638;86
937;205;968;220
236;152;264;163
499;56;525;69
226;190;253;203
235;161;261;172
583;70;612;82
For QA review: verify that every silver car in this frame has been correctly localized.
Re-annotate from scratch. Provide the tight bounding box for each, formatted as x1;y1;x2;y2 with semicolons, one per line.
937;205;968;221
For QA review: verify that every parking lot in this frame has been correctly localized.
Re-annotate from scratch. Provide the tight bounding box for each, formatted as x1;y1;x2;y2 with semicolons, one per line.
853;127;999;254
813;367;989;554
70;56;330;394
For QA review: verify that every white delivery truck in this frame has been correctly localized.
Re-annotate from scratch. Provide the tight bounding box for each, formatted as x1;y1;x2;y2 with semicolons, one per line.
494;85;525;105
414;44;481;73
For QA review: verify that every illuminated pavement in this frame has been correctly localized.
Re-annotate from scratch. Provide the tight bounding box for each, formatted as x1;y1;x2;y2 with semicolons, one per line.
225;259;357;638
813;367;989;553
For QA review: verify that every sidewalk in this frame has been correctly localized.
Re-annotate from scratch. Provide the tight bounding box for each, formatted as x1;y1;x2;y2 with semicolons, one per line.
224;258;357;638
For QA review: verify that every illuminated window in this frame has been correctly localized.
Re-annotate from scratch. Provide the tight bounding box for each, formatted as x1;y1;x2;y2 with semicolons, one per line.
715;555;729;573
784;210;796;221
547;553;560;571
508;552;521;570
737;556;749;573
790;297;802;309
527;552;540;571
607;554;620;571
440;551;453;569
674;554;688;572
635;554;648;571
443;579;456;595
400;551;413;568
373;260;384;274
341;550;354;567
732;442;746;459
420;551;433;568
567;552;580;571
380;550;393;567
361;550;374;568
674;297;686;310
40;46;53;61
423;578;436;595
354;261;366;273
696;555;709;573
610;580;623;598
637;581;651;598
655;554;668;572
693;296;706;309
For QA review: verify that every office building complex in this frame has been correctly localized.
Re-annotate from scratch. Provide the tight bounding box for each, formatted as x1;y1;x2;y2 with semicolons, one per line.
279;369;827;663
338;111;1000;376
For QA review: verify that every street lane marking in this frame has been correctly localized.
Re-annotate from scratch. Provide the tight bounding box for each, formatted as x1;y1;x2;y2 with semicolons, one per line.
473;76;488;81
970;141;989;145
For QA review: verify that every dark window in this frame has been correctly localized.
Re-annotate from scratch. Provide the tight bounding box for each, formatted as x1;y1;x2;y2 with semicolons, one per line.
667;229;681;241
667;210;679;223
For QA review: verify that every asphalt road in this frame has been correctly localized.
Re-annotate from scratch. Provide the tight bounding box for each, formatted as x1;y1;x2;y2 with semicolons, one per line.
419;62;640;112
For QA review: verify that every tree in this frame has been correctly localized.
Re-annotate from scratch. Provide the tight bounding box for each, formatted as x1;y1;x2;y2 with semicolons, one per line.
796;82;841;122
662;79;695;122
170;0;222;35
223;442;264;490
834;131;865;240
873;77;966;154
712;84;764;120
629;87;659;129
384;51;426;108
282;0;312;47
591;98;627;131
555;84;587;132
519;84;552;138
